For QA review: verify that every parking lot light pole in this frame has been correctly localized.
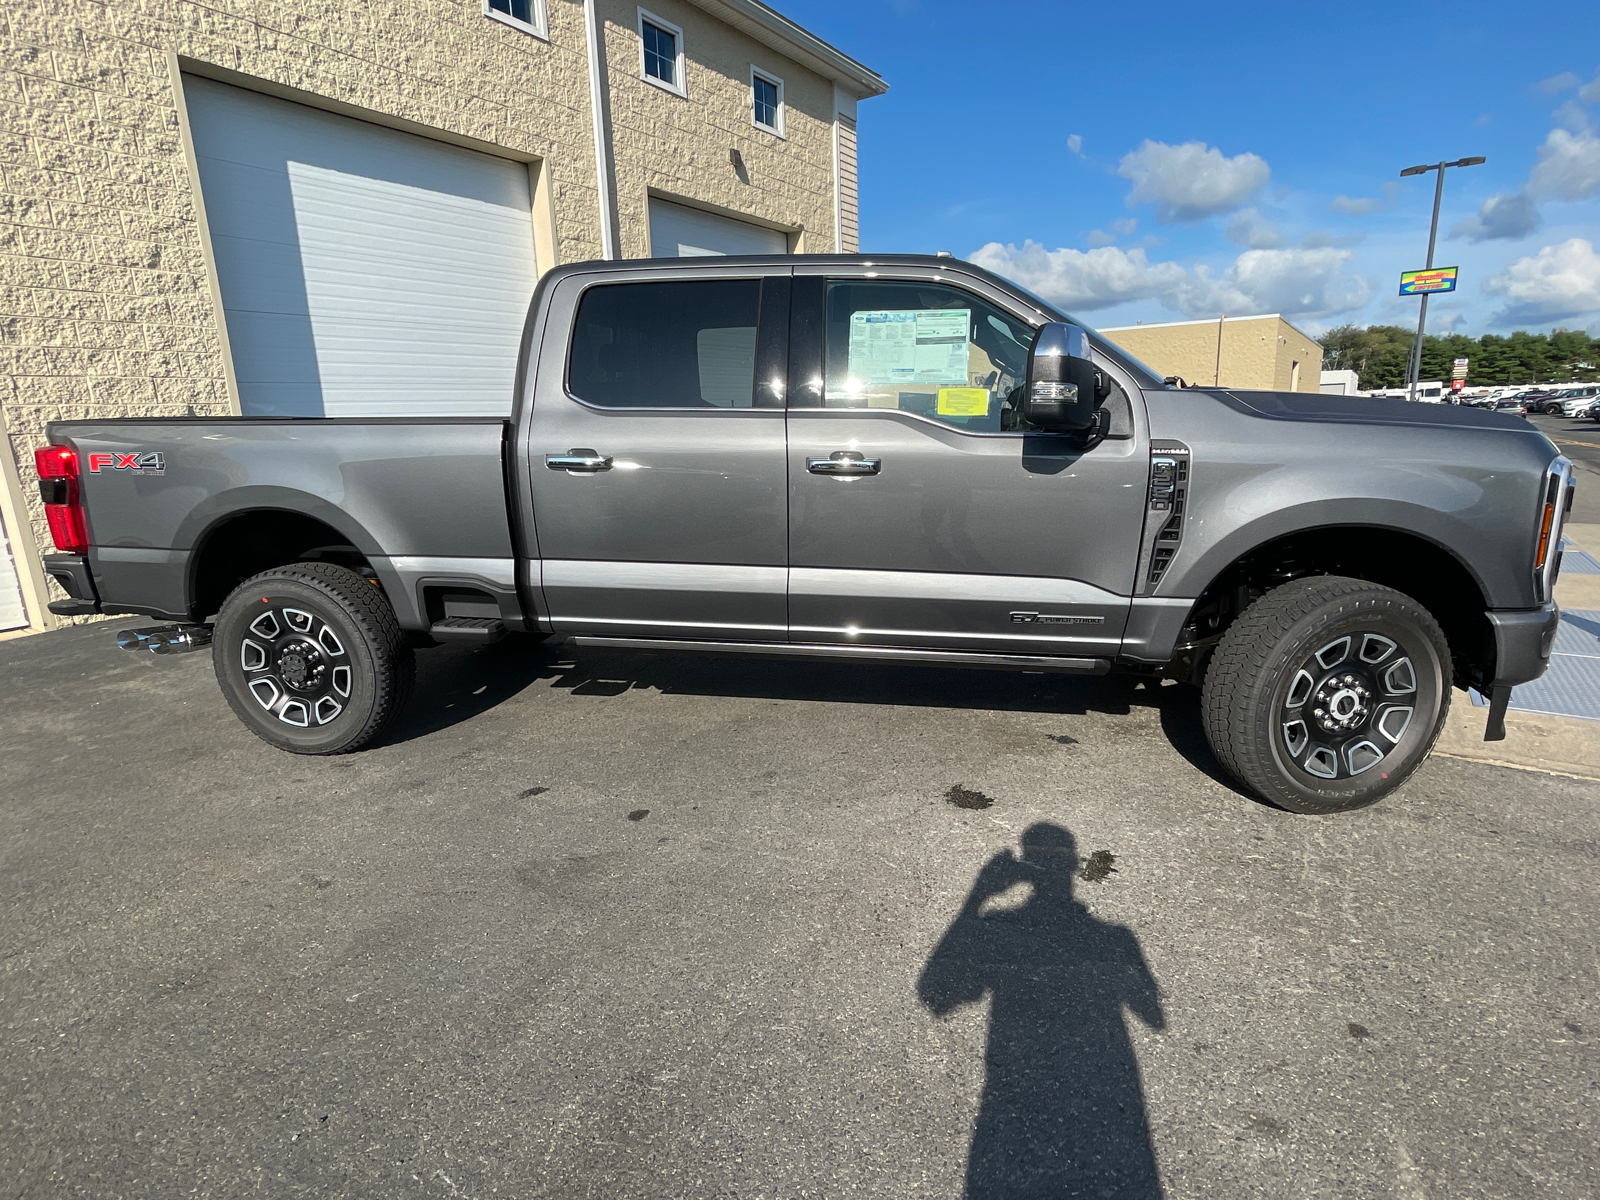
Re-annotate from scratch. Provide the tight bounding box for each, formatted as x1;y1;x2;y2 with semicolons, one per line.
1400;156;1485;402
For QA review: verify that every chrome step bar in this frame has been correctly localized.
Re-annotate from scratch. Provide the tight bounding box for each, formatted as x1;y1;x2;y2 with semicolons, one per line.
566;636;1110;675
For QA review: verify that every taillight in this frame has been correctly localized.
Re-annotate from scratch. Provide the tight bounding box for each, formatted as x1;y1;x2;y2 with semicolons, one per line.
34;445;88;554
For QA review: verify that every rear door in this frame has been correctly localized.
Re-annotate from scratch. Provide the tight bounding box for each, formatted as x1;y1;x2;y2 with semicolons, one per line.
784;267;1148;658
525;267;791;640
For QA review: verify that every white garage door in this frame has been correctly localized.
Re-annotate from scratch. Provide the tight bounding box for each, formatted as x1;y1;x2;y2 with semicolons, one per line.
648;199;788;258
0;508;27;633
185;77;538;417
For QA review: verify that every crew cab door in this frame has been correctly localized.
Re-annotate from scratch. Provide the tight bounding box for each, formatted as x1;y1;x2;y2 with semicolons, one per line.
524;267;791;639
785;268;1147;657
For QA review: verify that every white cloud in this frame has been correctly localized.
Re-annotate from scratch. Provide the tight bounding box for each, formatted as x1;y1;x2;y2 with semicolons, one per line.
1529;127;1600;200
1067;133;1083;154
1087;229;1117;247
1583;71;1600;104
1331;195;1381;216
1299;231;1363;248
1330;183;1397;216
1554;99;1591;133
969;241;1189;311
1539;71;1580;94
1111;217;1138;236
1485;237;1600;322
968;241;1368;319
1224;207;1283;249
1450;192;1542;242
1172;247;1370;319
1115;140;1269;223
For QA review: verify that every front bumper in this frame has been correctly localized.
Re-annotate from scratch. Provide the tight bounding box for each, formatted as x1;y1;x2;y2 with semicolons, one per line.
1486;603;1561;688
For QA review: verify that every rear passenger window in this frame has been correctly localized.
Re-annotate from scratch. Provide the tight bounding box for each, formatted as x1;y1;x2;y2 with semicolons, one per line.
568;279;760;408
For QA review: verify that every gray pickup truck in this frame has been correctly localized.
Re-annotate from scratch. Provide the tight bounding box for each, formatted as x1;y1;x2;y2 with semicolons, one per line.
35;255;1572;813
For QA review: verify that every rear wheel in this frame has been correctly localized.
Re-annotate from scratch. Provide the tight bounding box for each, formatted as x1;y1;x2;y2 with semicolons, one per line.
213;562;414;754
1201;576;1450;814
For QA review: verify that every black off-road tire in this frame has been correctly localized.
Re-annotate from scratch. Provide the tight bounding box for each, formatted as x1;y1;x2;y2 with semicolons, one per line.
213;562;414;754
1201;576;1451;814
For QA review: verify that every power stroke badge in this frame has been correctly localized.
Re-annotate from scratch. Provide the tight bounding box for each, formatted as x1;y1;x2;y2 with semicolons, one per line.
87;452;165;475
1009;611;1105;625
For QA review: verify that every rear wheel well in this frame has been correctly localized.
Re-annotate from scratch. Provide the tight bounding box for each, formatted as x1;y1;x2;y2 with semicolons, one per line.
1180;527;1492;689
190;511;370;622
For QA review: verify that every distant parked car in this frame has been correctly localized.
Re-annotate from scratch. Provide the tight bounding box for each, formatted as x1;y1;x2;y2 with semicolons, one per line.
1494;399;1530;416
1563;397;1597;417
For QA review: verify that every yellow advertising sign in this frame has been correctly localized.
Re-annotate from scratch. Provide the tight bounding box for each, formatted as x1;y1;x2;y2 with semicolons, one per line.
1399;267;1459;296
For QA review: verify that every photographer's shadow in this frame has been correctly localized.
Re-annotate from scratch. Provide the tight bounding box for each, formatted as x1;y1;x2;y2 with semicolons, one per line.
919;824;1166;1199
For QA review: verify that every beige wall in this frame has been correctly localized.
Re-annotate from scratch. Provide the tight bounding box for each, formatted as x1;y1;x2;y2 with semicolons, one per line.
1;0;868;629
602;0;836;256
1102;315;1323;393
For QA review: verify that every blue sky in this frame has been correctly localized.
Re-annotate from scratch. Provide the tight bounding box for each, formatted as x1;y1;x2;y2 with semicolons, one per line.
780;0;1600;337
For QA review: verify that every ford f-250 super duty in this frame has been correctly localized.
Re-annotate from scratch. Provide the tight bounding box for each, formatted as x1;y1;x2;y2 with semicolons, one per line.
34;255;1573;814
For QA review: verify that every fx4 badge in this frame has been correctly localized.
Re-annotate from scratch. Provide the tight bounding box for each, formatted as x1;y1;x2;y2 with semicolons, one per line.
1010;611;1104;625
87;452;165;476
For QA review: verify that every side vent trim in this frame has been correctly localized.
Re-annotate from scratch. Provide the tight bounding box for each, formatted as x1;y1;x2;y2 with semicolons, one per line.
1137;441;1191;594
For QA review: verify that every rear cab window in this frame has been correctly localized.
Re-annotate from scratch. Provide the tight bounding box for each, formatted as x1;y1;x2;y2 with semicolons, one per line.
567;279;764;409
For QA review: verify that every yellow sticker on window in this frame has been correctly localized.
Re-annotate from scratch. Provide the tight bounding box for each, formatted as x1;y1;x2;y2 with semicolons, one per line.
937;387;989;416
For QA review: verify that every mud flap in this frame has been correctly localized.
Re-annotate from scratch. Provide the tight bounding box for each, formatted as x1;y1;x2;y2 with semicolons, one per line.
1483;685;1512;742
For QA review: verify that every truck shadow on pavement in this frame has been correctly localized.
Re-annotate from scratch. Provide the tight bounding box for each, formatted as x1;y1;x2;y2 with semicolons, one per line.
389;637;1255;801
921;822;1167;1199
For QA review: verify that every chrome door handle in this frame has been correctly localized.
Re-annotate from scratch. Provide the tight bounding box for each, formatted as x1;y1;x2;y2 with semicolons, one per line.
807;451;881;476
546;450;613;472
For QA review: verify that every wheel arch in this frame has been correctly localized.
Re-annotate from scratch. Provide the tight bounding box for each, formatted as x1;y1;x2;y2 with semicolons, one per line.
1175;521;1495;688
181;488;389;623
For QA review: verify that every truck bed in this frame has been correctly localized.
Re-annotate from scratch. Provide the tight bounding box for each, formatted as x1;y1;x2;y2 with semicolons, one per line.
43;416;517;631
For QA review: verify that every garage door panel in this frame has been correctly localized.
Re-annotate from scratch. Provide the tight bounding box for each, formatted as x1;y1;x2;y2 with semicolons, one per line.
648;198;788;258
205;235;315;315
187;77;537;418
0;510;27;633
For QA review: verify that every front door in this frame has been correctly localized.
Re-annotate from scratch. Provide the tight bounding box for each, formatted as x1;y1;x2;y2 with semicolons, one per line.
526;269;791;640
785;271;1148;658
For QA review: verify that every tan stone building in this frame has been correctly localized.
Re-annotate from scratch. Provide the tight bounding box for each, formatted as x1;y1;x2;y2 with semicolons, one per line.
1098;315;1323;394
0;0;885;634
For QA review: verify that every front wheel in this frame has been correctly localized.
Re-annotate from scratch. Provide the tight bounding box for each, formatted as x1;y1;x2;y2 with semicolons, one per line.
213;562;415;754
1200;576;1451;814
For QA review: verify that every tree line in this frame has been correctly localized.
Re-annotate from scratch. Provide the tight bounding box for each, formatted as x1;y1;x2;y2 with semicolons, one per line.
1318;326;1600;389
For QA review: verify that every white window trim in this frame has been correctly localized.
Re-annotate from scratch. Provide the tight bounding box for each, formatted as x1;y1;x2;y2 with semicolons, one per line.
637;8;687;98
750;66;785;138
482;0;549;40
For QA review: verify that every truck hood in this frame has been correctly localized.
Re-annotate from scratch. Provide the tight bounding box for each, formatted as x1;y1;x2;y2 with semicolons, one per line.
1205;389;1536;433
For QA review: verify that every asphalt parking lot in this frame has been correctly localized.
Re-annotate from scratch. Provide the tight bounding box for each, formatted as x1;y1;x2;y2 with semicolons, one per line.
1527;410;1600;523
3;624;1598;1198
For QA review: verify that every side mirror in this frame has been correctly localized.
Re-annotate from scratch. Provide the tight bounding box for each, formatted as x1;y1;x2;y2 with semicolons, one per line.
1024;322;1100;432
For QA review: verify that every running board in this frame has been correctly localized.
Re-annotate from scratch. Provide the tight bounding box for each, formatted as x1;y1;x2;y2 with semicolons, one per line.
566;636;1111;675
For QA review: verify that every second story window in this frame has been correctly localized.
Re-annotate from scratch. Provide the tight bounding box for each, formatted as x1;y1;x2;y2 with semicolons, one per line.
751;70;783;136
484;0;546;38
639;11;684;96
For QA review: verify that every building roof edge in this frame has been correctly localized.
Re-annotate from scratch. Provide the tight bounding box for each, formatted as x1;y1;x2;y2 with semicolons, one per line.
684;0;888;97
1100;312;1322;346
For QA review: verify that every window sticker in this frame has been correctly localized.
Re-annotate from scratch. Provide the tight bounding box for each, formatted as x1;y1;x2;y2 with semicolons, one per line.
936;387;990;416
847;309;970;386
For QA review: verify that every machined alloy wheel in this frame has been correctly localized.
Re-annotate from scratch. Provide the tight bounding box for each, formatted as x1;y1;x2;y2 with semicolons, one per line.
213;562;414;754
1201;576;1451;814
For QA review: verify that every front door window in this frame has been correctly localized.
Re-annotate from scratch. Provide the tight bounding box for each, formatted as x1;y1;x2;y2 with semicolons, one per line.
821;280;1038;433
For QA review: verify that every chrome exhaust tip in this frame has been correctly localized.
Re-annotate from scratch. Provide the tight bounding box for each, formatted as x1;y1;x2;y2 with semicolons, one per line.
117;625;213;654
